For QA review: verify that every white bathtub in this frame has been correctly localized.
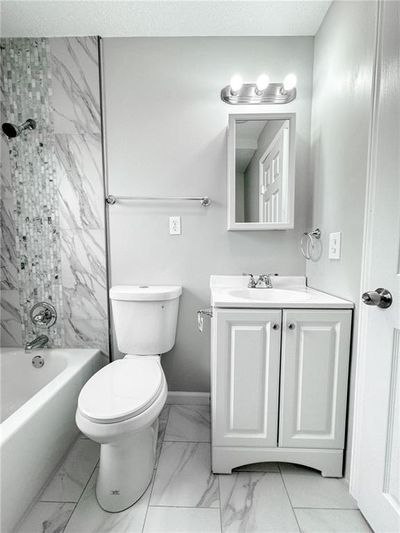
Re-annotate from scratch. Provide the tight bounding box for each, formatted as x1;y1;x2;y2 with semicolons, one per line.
0;348;105;532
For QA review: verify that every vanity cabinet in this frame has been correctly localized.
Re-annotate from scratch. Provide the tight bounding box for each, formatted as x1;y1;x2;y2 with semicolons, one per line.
211;308;352;477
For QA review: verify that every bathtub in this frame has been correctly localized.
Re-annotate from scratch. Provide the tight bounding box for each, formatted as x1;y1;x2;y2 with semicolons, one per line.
0;348;105;532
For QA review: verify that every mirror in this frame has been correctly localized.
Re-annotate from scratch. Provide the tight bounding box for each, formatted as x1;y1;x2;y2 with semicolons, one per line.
228;113;296;230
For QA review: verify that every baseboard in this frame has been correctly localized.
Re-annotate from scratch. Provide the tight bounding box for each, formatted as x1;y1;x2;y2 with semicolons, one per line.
166;391;210;405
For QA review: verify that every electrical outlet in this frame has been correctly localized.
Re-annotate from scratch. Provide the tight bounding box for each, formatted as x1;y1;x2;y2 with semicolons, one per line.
169;216;181;235
329;232;341;259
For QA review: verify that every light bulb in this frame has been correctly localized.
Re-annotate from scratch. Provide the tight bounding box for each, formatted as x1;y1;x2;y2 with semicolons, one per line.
230;74;243;95
256;73;270;94
283;73;297;92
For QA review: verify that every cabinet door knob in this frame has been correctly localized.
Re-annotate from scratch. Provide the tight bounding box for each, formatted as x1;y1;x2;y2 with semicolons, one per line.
272;323;280;330
288;323;296;330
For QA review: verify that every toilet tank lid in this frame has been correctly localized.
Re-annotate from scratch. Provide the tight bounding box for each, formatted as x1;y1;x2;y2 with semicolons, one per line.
110;285;182;301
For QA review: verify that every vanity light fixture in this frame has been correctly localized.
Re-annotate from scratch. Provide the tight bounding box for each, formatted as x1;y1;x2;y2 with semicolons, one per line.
221;73;297;105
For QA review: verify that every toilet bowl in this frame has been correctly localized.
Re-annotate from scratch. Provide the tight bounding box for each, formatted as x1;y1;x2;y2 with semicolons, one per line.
76;285;182;512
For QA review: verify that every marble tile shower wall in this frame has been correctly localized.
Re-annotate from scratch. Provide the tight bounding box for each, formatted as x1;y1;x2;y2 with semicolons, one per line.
0;37;108;353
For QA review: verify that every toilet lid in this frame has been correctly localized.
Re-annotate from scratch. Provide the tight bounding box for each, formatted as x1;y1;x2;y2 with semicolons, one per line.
78;359;164;424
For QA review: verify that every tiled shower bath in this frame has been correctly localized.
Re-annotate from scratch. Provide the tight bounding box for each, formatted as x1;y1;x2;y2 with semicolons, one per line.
0;37;108;353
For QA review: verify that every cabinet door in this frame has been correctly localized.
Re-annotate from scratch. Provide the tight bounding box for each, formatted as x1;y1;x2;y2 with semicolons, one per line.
212;309;281;447
279;310;352;449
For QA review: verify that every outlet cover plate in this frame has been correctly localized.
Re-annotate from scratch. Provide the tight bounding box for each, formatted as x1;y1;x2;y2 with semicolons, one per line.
329;232;341;259
169;216;181;235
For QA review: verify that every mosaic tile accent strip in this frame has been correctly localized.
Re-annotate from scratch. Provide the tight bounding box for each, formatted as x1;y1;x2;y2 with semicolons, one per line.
1;38;64;346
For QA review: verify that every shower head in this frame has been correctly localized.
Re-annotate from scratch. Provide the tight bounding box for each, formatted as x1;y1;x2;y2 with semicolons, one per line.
2;119;37;138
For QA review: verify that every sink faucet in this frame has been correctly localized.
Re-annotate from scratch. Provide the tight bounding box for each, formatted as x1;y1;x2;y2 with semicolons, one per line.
243;273;278;289
25;334;49;351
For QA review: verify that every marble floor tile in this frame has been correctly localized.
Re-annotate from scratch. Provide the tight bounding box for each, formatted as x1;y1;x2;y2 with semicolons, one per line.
234;462;280;473
282;474;358;509
279;463;322;476
156;405;170;465
143;507;221;533
219;472;299;533
164;405;211;442
294;509;372;532
151;442;219;508
15;502;75;533
40;438;100;502
64;469;151;533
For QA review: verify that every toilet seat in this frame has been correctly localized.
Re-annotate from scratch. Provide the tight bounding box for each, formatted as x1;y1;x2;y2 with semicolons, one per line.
78;358;164;424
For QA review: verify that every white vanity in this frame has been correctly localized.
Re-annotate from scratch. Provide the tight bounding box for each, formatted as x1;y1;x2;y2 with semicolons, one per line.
209;275;353;477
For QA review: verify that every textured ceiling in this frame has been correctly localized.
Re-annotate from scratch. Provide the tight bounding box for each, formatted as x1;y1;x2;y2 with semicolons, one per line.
0;0;332;38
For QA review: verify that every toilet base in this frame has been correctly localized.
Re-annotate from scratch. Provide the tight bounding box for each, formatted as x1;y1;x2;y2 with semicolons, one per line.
96;419;158;512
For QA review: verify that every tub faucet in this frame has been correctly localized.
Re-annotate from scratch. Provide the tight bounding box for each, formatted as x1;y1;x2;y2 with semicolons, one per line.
25;334;49;351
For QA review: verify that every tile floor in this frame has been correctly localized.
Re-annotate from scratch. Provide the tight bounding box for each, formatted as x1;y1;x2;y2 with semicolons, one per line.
15;404;372;533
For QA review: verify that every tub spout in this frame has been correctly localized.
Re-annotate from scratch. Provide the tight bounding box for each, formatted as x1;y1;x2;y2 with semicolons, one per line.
25;334;49;351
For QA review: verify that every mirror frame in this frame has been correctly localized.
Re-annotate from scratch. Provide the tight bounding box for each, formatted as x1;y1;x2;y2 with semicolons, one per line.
227;112;296;231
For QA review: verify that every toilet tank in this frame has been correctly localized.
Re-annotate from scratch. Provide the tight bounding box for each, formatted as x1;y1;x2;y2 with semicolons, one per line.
110;286;182;355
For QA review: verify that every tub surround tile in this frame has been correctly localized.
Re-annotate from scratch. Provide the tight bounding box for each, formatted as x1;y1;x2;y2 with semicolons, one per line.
1;195;18;290
219;472;300;533
234;462;280;473
151;442;219;508
61;229;107;321
0;289;22;346
1;37;107;352
294;509;372;532
15;502;75;533
40;438;100;503
143;507;222;533
1;135;13;198
50;37;101;135
164;405;211;443
64;317;108;354
64;468;151;533
282;474;358;509
55;134;104;230
1;37;64;347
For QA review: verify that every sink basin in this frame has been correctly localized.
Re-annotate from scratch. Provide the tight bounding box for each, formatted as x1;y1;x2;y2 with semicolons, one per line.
228;288;311;302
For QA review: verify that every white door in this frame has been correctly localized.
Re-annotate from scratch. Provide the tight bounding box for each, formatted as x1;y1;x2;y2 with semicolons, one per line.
279;310;352;450
351;2;400;532
259;122;289;223
211;309;281;447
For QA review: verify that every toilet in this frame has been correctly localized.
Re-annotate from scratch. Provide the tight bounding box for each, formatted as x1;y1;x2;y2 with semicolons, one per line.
76;285;182;512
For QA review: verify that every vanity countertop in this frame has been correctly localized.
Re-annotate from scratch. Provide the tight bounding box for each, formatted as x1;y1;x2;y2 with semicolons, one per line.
210;276;354;309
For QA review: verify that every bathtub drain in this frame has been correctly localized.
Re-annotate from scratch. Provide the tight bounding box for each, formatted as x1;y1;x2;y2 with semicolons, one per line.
32;355;45;368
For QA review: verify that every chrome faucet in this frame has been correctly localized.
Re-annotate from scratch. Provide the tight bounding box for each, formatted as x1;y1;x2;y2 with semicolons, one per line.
243;273;278;289
25;334;49;351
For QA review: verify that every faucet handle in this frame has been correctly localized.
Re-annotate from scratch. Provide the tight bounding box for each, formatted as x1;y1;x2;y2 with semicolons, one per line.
242;273;258;288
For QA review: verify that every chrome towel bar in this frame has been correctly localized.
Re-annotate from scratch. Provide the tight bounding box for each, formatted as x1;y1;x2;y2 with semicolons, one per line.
106;195;211;207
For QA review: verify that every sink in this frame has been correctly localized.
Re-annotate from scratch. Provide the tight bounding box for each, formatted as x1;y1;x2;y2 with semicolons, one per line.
228;288;312;302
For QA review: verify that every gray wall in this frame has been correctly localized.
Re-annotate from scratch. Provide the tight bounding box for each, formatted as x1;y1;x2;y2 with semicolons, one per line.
307;1;377;476
103;36;314;391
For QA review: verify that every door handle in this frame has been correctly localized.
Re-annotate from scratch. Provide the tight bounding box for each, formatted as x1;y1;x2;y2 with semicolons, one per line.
362;288;392;309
